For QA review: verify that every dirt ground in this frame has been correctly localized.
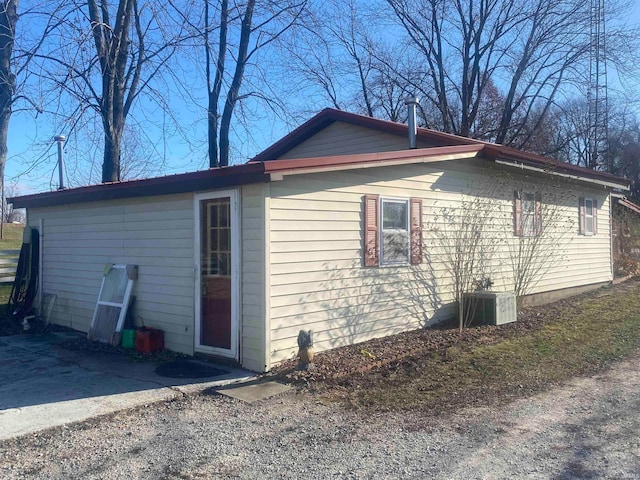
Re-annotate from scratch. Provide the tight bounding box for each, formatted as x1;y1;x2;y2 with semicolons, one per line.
272;280;640;408
2;280;640;478
1;351;640;479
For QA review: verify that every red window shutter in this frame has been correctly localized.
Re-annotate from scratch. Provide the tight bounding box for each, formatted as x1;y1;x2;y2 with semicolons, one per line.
534;193;542;236
364;194;379;267
593;199;598;235
513;191;522;236
410;198;423;265
578;197;585;235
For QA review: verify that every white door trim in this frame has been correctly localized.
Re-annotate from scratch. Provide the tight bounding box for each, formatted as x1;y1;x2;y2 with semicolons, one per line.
194;189;240;359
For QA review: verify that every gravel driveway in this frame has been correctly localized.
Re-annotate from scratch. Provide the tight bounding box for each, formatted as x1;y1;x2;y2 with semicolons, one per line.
2;354;640;479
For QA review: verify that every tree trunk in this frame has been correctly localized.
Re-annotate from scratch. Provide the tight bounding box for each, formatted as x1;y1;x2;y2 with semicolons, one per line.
219;0;254;167
207;0;228;168
0;1;17;238
88;0;134;183
102;127;122;182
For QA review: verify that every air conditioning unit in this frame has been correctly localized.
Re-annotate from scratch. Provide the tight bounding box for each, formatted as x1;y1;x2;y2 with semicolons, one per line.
463;291;517;325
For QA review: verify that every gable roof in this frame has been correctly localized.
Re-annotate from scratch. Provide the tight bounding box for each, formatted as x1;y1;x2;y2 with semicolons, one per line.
250;108;483;162
251;108;629;188
10;109;631;209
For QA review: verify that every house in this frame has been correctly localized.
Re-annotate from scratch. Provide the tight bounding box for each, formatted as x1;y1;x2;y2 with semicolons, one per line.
10;109;630;372
612;195;640;276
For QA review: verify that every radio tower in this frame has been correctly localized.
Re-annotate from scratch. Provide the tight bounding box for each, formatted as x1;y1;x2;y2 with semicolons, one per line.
587;0;608;171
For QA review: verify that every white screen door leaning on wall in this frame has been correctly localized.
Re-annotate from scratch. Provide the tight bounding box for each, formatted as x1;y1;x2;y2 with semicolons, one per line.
88;264;137;346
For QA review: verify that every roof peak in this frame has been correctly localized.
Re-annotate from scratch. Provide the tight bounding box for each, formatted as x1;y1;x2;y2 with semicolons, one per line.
250;108;485;163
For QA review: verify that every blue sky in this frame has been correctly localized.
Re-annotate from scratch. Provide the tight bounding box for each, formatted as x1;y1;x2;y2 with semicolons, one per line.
6;2;640;196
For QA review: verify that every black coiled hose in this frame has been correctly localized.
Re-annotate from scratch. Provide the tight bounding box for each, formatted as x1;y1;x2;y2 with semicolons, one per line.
8;227;39;320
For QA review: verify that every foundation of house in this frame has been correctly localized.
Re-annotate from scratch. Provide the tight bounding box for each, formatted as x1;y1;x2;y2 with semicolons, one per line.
520;281;610;308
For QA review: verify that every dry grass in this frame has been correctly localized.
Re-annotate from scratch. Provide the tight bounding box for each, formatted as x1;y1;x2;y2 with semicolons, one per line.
0;224;24;321
0;223;24;250
307;281;640;414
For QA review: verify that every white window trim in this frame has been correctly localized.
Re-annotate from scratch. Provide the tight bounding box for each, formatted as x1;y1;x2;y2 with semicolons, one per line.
379;197;410;266
521;191;537;238
584;197;595;236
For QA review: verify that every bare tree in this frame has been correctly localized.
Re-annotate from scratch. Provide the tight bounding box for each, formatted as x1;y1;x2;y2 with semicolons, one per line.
428;171;576;329
372;0;640;152
202;0;307;167
430;194;500;331
0;1;17;238
87;0;138;182
0;2;71;234
2;182;23;223
34;1;186;183
286;0;415;122
0;1;17;195
506;188;575;304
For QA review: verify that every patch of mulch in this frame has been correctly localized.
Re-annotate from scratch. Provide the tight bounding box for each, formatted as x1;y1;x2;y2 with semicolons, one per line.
59;336;191;364
270;279;640;389
0;309;189;365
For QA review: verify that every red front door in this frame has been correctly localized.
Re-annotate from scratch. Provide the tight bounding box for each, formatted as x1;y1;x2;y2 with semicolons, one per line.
199;197;233;350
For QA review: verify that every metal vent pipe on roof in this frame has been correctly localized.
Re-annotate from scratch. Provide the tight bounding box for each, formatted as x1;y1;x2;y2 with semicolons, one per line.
54;135;66;190
405;96;420;149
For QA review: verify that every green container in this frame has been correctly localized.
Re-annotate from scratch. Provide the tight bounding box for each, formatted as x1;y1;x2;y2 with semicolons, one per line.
121;329;136;349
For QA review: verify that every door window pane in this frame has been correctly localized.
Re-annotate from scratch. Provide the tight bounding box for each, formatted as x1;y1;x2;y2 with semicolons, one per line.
201;198;232;277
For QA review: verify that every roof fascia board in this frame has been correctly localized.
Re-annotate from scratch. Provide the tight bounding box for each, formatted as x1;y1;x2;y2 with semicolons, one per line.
268;151;483;178
11;169;268;209
494;159;629;190
263;144;484;176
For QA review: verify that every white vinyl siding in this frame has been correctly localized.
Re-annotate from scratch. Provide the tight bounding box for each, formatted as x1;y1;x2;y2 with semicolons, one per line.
240;184;268;372
267;162;613;365
277;122;436;160
29;194;196;354
29;187;268;371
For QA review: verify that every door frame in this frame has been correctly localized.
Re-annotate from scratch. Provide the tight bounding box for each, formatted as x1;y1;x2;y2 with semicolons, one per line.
194;189;240;359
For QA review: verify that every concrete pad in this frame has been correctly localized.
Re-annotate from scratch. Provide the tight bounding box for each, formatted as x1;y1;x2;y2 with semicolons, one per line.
0;387;177;440
216;380;292;403
0;332;255;440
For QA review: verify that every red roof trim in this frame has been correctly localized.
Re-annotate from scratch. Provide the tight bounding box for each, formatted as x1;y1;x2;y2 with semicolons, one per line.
9;109;630;209
11;163;267;209
483;144;630;187
262;144;484;173
251;108;628;187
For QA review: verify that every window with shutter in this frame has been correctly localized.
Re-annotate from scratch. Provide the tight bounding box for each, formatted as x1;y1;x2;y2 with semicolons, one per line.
579;197;596;235
534;193;542;236
513;191;522;236
363;195;422;267
514;190;541;237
